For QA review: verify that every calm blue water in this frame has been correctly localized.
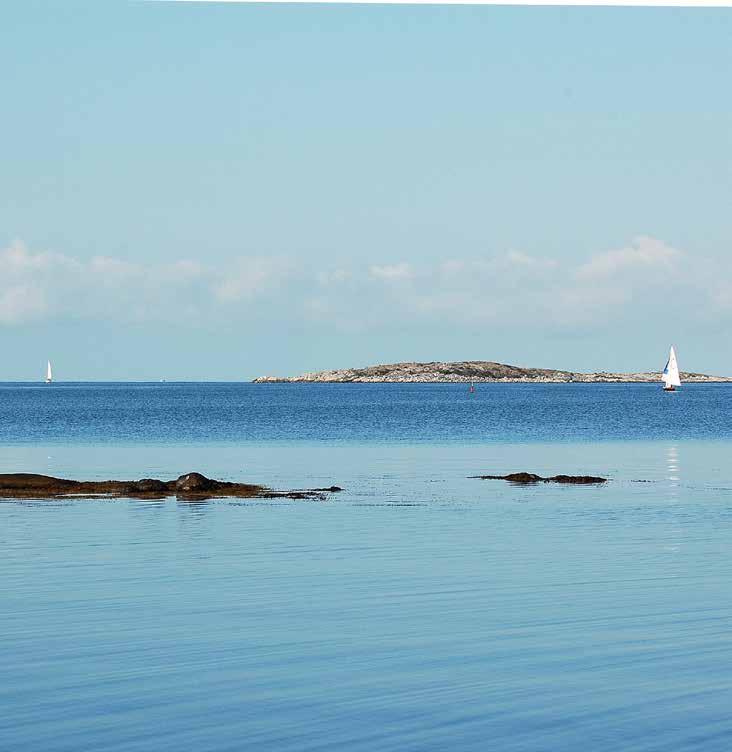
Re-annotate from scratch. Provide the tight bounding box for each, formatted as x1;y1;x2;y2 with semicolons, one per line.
1;381;732;444
2;383;732;751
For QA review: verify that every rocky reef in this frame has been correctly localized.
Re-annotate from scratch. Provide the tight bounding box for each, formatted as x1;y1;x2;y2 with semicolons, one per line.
0;472;342;501
472;472;607;484
253;360;731;384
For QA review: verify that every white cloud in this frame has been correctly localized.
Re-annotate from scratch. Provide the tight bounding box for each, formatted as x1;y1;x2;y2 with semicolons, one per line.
213;257;291;303
439;259;466;277
0;284;48;325
575;236;681;281
0;242;293;325
89;256;139;279
369;263;413;281
0;242;74;324
317;268;352;286
0;236;726;335
505;250;557;270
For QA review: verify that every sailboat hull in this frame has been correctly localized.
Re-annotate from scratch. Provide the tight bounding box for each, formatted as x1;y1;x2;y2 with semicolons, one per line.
663;386;676;392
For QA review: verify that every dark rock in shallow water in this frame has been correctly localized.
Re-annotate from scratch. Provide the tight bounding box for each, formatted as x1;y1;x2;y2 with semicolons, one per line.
502;473;544;483
549;475;607;484
0;473;79;490
130;479;169;494
0;472;340;501
175;472;216;493
472;472;607;485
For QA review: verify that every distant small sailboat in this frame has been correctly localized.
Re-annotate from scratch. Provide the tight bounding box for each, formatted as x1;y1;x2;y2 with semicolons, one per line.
468;381;476;394
662;346;681;392
45;360;53;384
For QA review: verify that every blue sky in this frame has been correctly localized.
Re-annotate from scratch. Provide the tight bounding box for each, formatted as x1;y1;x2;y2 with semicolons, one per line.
2;2;731;379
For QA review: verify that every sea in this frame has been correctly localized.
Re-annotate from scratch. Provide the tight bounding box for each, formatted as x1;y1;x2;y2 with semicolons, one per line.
2;382;732;751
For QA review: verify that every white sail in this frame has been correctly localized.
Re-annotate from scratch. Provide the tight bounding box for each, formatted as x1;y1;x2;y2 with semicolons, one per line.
46;360;53;383
662;346;681;388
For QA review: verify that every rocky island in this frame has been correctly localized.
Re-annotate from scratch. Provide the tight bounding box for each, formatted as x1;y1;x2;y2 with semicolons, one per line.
0;472;342;501
253;360;732;384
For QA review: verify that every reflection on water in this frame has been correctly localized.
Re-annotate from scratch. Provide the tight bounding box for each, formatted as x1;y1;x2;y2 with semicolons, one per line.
177;499;212;510
666;444;680;509
667;444;680;486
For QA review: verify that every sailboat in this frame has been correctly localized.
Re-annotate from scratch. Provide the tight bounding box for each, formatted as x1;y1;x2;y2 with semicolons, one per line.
468;381;476;394
662;346;681;392
45;360;53;384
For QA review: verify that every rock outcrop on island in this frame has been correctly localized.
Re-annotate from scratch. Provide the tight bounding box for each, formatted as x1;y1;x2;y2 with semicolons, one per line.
253;360;732;384
0;472;342;501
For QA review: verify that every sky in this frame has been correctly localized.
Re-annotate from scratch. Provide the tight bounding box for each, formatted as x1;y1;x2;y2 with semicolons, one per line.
2;2;731;380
